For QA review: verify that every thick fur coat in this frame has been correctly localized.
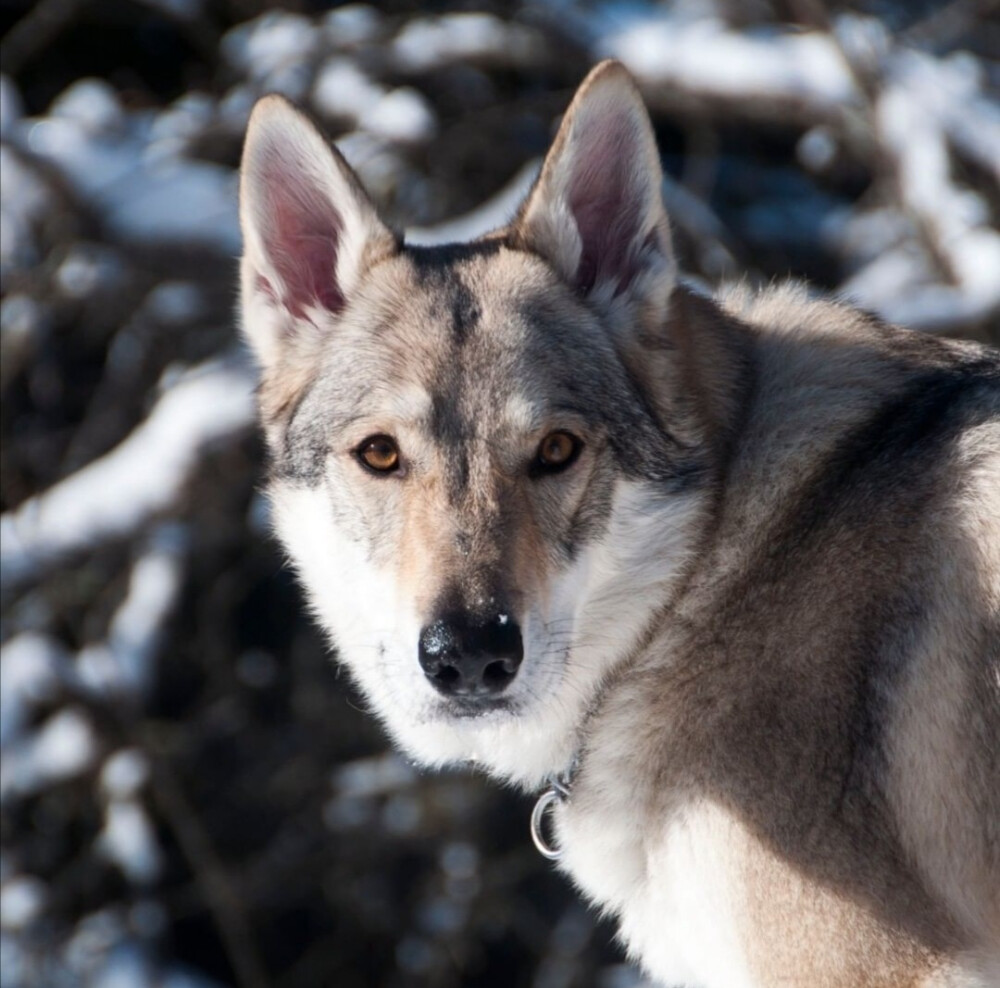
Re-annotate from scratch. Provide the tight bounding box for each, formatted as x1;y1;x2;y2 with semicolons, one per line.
239;61;1000;987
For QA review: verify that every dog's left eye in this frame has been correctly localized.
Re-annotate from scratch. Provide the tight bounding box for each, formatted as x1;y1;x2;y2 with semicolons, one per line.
356;435;401;474
532;431;582;475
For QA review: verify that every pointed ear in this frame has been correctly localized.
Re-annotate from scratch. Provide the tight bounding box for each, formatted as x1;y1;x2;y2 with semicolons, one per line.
510;61;674;316
239;95;398;369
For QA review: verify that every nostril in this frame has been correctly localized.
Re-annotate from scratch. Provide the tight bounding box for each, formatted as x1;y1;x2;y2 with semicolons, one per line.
434;664;461;687
482;659;516;690
480;613;522;651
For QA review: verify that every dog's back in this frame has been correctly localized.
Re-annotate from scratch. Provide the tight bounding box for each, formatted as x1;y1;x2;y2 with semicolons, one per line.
563;284;1000;987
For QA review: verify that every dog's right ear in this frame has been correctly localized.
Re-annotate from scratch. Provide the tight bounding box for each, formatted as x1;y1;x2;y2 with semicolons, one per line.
509;61;675;323
239;96;398;370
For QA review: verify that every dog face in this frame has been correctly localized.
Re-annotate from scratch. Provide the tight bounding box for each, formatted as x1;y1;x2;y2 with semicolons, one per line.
239;62;707;785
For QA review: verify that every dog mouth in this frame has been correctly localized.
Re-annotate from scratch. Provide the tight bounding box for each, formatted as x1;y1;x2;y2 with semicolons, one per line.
434;695;517;720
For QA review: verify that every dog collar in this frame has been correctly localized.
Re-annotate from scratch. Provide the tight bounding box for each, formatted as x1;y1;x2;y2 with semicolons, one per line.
530;760;576;860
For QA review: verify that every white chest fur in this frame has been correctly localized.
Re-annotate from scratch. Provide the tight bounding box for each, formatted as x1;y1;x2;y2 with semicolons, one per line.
555;794;757;988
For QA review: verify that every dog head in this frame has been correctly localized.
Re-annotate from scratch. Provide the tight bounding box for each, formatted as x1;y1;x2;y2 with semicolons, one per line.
239;61;710;786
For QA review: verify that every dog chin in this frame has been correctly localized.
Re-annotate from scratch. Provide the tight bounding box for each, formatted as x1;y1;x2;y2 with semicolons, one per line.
380;688;577;789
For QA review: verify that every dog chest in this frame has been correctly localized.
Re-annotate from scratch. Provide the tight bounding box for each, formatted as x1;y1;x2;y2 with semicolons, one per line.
555;793;757;988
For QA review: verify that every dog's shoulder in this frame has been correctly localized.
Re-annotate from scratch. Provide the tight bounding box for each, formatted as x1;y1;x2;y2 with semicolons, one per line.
710;281;999;524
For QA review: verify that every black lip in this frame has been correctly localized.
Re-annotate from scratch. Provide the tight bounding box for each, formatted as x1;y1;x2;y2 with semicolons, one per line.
441;696;515;719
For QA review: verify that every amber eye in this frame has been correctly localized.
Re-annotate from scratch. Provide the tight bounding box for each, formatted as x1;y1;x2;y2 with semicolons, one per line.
357;435;401;474
533;431;581;475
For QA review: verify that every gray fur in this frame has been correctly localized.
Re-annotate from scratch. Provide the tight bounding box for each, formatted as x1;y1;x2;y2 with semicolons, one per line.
240;63;1000;988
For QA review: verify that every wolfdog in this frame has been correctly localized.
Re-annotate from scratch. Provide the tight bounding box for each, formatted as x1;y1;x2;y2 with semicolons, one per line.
239;60;999;987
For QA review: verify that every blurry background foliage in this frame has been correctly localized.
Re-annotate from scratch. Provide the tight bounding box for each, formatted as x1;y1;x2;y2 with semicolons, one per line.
0;1;997;986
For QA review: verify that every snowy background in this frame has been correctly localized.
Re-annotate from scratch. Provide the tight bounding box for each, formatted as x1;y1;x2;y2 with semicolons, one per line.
1;1;997;986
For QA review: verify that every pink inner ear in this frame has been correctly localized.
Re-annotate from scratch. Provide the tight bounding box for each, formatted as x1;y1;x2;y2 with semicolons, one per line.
568;114;647;296
259;157;344;318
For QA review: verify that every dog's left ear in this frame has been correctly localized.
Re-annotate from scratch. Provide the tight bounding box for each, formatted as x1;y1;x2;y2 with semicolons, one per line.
511;60;675;320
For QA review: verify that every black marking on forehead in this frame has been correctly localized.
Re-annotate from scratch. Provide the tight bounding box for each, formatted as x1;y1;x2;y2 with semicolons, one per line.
405;240;503;268
449;282;481;343
449;447;471;502
406;244;487;344
429;392;476;503
430;391;466;445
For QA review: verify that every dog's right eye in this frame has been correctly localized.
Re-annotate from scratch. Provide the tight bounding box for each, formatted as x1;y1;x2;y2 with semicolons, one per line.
356;435;401;474
531;430;582;476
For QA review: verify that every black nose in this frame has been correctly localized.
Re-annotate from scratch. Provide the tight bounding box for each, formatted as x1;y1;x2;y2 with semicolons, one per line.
418;612;523;698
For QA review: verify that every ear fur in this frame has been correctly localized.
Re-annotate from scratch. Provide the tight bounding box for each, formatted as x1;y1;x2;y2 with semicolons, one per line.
510;60;675;317
239;95;398;371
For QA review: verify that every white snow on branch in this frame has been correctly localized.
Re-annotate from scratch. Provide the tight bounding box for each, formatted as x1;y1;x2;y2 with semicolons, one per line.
840;51;1000;331
900;50;1000;185
12;80;239;253
0;634;74;749
0;876;47;931
313;58;437;143
100;750;152;801
322;5;384;48
1;358;255;588
77;526;187;700
407;159;540;245
97;799;164;885
222;11;318;80
0;708;98;803
603;15;857;113
391;13;546;72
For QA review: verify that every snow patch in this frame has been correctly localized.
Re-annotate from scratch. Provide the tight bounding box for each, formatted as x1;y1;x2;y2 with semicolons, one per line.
323;5;383;47
0;876;47;930
1;358;254;587
407;159;540;245
15;102;239;253
76;526;186;700
222;12;317;79
0;633;72;748
365;88;437;143
100;750;151;801
313;59;384;119
97;800;163;885
1;709;98;802
50;78;124;135
392;13;545;71
603;14;856;110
